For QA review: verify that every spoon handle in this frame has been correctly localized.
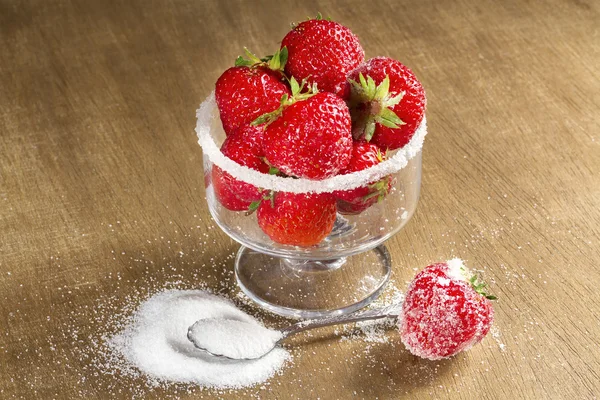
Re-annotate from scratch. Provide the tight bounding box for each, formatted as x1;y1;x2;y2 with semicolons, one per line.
280;304;402;338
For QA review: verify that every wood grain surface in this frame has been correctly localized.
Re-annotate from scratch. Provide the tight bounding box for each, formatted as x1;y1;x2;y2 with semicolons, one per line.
1;0;599;398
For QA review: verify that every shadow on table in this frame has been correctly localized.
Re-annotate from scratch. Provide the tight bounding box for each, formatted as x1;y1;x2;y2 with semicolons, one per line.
344;341;458;397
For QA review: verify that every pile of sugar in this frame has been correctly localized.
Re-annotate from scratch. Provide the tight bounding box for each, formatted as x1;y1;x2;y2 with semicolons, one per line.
188;318;283;360
105;289;290;389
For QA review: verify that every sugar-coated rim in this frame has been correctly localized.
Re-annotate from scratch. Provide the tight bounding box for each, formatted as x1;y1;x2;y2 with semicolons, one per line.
195;91;427;194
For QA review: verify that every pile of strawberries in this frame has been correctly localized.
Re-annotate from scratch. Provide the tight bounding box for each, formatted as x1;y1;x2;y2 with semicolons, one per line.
212;14;426;247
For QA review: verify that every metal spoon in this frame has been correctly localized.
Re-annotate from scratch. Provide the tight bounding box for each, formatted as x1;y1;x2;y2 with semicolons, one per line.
187;304;401;360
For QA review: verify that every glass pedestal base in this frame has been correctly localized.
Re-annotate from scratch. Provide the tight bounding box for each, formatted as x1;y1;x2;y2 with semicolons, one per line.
235;245;392;318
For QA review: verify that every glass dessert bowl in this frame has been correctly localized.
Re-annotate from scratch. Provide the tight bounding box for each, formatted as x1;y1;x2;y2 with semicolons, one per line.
196;93;426;318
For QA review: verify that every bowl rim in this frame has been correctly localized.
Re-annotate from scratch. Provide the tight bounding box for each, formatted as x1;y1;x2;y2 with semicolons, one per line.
196;91;427;194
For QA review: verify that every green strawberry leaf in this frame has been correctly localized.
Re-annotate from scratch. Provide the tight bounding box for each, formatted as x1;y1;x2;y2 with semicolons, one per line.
348;78;360;91
290;76;300;96
248;201;261;211
359;73;368;93
374;76;390;100
312;12;331;21
279;47;288;69
251;101;285;126
244;47;262;64
374;117;398;129
235;56;254;67
267;47;288;71
284;77;317;103
375;108;403;128
348;78;368;104
310;82;319;94
251;79;318;127
236;46;288;72
469;274;497;301
251;113;272;126
364;177;391;203
348;73;408;142
268;166;280;175
353;73;381;101
362;191;381;201
269;193;275;207
245;199;262;216
367;76;377;99
385;91;405;108
364;117;376;141
268;57;280;71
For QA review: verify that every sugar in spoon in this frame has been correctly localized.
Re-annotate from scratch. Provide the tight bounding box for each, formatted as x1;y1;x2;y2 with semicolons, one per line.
187;304;401;360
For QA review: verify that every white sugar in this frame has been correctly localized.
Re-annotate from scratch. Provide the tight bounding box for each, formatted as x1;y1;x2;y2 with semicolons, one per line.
195;92;427;193
105;289;289;389
188;318;283;360
446;258;467;281
340;284;405;344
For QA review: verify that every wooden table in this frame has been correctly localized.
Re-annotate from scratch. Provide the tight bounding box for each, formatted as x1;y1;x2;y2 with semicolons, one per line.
1;0;599;398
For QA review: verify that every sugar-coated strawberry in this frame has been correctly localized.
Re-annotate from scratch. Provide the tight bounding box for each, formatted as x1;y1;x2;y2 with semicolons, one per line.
334;142;392;215
348;57;426;150
215;66;290;135
257;192;337;246
400;259;495;360
262;92;353;180
281;15;364;98
211;125;269;211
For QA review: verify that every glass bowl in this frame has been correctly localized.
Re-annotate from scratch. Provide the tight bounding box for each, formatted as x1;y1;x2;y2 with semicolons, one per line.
196;92;426;318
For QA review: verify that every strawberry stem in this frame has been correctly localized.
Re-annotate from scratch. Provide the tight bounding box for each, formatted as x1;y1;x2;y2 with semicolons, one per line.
235;46;288;72
245;200;261;216
245;190;276;216
348;73;406;142
251;76;318;127
363;176;391;203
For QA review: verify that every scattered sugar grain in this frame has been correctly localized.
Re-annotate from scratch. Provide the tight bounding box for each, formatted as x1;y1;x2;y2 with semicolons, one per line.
340;284;405;344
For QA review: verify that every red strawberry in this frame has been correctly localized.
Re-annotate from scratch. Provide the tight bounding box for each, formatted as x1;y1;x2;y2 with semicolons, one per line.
400;259;495;360
211;125;269;211
262;91;353;180
215;62;290;135
257;192;337;246
334;142;392;214
348;57;426;150
281;15;364;98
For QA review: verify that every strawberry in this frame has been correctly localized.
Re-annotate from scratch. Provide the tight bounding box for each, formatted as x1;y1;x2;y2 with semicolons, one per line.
211;125;269;211
260;90;353;180
215;48;290;135
334;142;392;215
348;57;426;150
400;259;496;360
281;14;364;98
256;191;337;246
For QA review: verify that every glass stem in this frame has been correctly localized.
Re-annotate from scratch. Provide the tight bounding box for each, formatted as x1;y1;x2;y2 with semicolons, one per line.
280;257;347;273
